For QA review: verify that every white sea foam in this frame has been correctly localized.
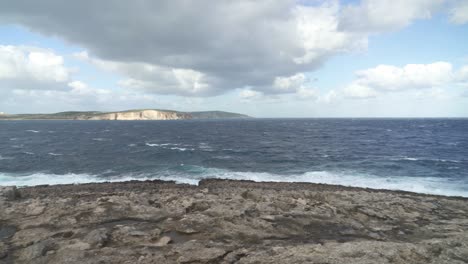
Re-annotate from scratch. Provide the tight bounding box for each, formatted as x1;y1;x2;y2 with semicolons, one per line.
1;169;467;197
0;155;13;160
145;143;193;151
26;130;40;133
391;156;462;163
170;147;194;151
199;143;214;151
0;173;110;186
92;138;111;142
48;153;63;156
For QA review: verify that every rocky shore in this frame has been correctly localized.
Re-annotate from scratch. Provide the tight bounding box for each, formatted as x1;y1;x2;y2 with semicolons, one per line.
1;179;468;264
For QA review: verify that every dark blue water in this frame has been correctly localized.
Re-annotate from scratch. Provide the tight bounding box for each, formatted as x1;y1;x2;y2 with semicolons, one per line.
1;119;467;196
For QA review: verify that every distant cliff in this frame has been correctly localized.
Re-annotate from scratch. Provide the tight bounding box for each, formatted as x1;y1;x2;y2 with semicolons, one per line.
0;109;250;120
78;110;191;120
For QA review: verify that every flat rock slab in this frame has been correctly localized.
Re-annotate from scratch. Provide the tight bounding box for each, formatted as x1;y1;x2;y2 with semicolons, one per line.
1;179;467;264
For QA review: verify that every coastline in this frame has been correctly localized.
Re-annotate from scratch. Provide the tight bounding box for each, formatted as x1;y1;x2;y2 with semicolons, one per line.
1;179;468;263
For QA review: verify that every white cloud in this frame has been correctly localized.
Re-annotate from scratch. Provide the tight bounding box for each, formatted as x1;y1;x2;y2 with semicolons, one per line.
339;0;445;32
0;45;70;90
273;73;307;93
296;86;319;99
319;89;339;103
449;0;468;24
76;51;219;96
294;2;368;64
239;89;264;101
343;83;378;98
343;62;468;98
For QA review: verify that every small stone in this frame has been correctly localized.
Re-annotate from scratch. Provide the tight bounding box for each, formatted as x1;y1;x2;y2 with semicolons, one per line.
296;198;307;206
20;240;54;260
260;215;275;221
129;231;147;237
0;186;21;201
368;232;383;240
26;201;46;216
154;236;171;247
177;247;226;263
84;228;109;248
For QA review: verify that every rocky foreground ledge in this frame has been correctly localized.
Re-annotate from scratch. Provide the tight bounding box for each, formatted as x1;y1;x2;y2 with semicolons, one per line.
1;180;468;264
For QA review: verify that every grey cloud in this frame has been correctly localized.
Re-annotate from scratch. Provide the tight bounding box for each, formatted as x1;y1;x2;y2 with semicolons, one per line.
0;0;365;96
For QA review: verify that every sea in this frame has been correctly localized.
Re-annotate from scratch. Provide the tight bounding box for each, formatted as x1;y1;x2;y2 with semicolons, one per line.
1;119;467;197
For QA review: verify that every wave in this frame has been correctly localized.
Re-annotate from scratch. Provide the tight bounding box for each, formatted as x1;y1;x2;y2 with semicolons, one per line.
169;147;194;151
48;153;63;156
199;143;214;151
146;143;181;147
92;138;111;142
26;130;40;133
145;143;194;151
390;156;462;163
1;167;467;197
0;155;14;160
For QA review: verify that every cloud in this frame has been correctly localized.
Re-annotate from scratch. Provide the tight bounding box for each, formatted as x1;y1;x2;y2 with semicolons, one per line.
343;83;379;98
0;0;370;96
449;0;468;24
339;0;445;32
272;73;308;93
0;45;70;90
239;89;264;101
343;62;467;98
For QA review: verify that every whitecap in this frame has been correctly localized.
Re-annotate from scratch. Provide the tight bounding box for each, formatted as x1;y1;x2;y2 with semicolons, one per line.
402;157;419;161
1;169;467;197
0;155;13;160
22;152;34;155
199;143;214;151
169;147;194;151
48;153;63;156
146;142;183;147
26;130;40;133
92;138;111;142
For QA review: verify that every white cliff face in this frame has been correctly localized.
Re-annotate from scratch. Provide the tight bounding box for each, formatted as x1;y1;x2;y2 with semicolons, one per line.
80;110;191;120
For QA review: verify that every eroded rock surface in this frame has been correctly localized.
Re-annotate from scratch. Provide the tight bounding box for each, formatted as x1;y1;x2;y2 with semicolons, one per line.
1;179;467;263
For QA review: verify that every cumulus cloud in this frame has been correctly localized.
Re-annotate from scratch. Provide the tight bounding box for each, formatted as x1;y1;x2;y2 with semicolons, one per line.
343;62;467;98
0;0;370;96
339;0;445;32
239;89;264;101
0;45;70;90
0;0;463;100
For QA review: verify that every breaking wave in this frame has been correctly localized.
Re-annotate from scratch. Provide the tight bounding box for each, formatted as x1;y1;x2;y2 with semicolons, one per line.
1;167;467;197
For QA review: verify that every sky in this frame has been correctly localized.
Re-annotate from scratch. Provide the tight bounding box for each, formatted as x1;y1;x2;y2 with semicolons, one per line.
0;0;467;117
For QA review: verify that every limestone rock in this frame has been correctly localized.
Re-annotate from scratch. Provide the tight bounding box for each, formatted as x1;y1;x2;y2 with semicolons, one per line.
0;186;20;200
2;179;468;263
